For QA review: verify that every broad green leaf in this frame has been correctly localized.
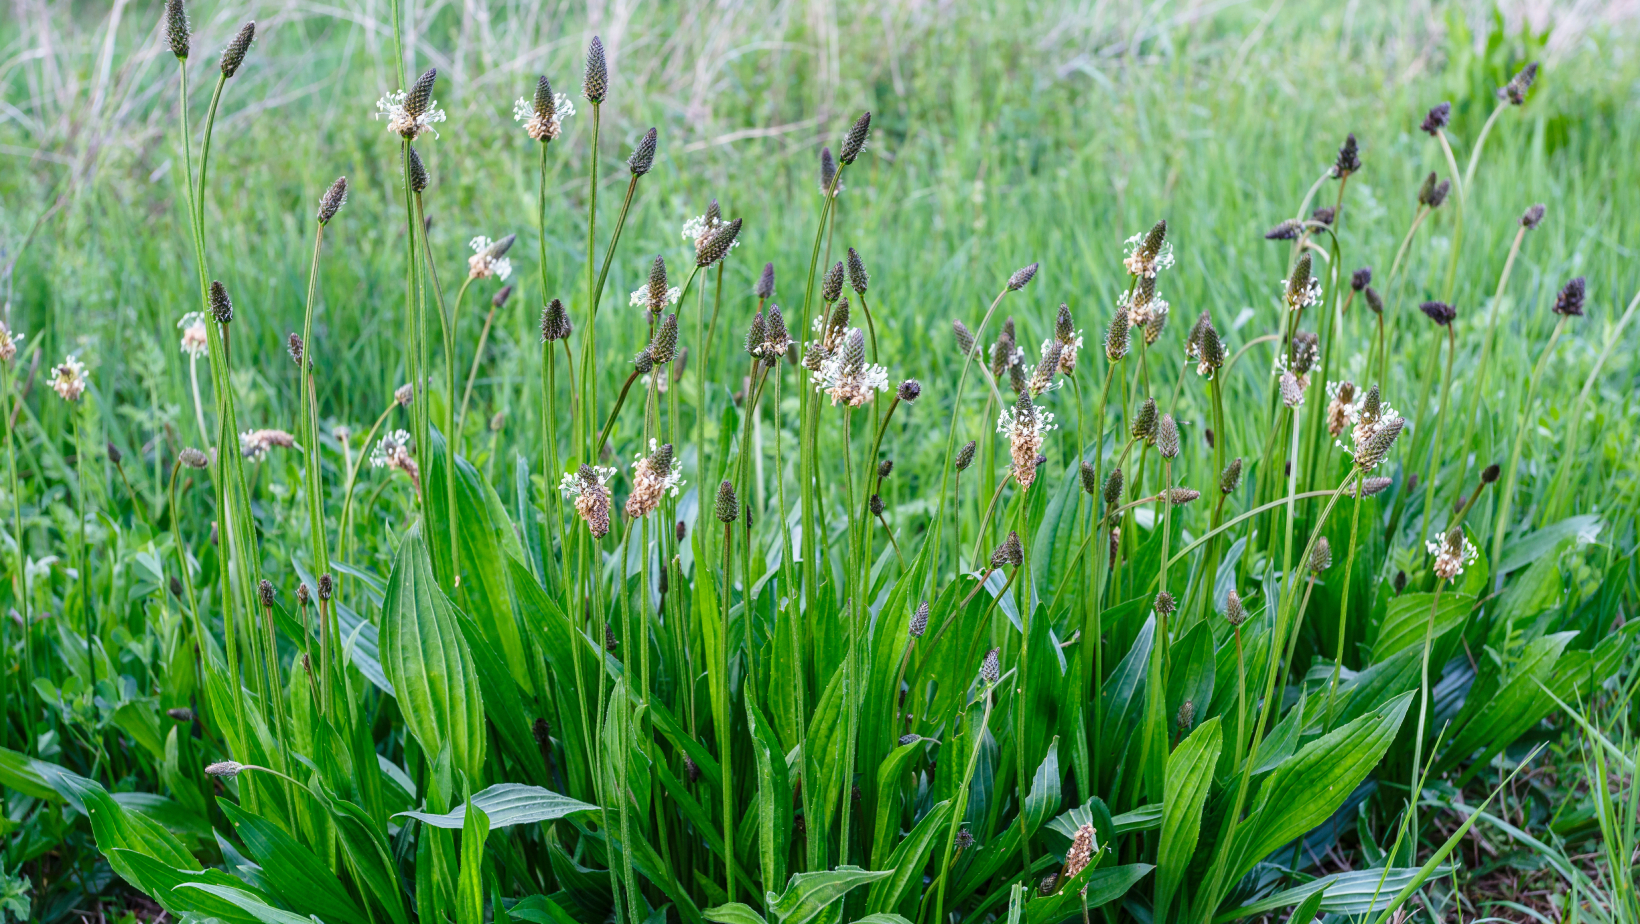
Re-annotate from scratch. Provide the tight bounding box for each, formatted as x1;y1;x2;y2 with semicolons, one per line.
380;529;487;783
457;792;491;924
870;742;923;869
1368;592;1472;661
1286;889;1325;923
768;866;893;924
106;849;265;920
111;701;167;761
866;800;951;915
177;883;316;924
0;746;61;802
1498;514;1600;574
1156;717;1222;922
1023;737;1062;837
1230;692;1412;883
221;800;366;923
1213;866;1451;921
399;783;599;829
855;916;915;924
747;690;790;890
452;605;551;785
319;785;411;924
704;903;769;924
1442;631;1576;774
1024;863;1152;924
511;894;582;924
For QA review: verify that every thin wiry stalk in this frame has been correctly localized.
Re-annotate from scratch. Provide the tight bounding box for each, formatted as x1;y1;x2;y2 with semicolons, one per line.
1491;314;1569;584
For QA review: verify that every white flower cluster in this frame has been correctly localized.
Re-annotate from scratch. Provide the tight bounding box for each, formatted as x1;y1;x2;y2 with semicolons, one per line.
177;312;208;358
512;92;575;141
1122;232;1175;277
375;90;446;139
1282;273;1322;311
467;236;513;281
631;284;680;312
1426;533;1479;580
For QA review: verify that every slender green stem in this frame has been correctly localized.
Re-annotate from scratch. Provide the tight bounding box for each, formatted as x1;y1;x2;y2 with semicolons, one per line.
1491;316;1568;583
413;192;461;588
1407;574;1451;849
1418;324;1456;544
1458;226;1526;485
1324;475;1366;726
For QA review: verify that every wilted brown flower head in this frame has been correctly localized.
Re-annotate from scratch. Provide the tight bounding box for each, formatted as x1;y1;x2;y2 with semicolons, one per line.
1521;204;1547;230
1064;824;1097;878
1552;277;1586;317
1332;132;1361;178
1419;300;1456;326
1420;101;1451;135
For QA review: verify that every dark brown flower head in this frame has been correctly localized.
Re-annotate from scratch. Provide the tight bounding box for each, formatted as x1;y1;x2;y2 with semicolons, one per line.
1291;331;1320;376
1363;286;1384;314
1156;414;1180;459
407;146;429;192
839;111;872;165
955;440;977;472
406;68;439;123
989;328;1015;377
1154;591;1176;616
1140;219;1168;260
847;247;869;295
715;480;739;523
1426;178;1451;209
1166;487;1200;505
493;284;514;309
1420;300;1456;326
632;348;654;375
209;280;233;324
764;305;791;351
1176;699;1196;732
954;828;974;850
979;647;1001;684
604;623;618;652
1040;873;1059;896
1221;457;1243;495
1008;361;1027;395
165;0;191;58
683;753;700;783
1361;476;1393;497
533;76;555;118
1103;467;1123;507
1332;132;1361;178
1393;570;1408;594
898;379;921;402
1225;589;1245;626
317;176;348;224
1264;219;1302;241
869;494;885;516
1552;277;1586;317
1105;305;1131;361
991;531;1024;569
1311;206;1336;226
1310;537;1333;573
819;146;838;193
1351;267;1371;291
287;332;304;366
744;312;766;356
628;127;658;176
909;601;929;638
1286;252;1315;309
953;319;976;357
317;573;333;600
221;21;255;77
1521;204;1546;230
1132;397;1158;443
583;36;607;103
822;261;845;304
1196;317;1224;374
1420;101;1451;135
296;582;311;606
1080;460;1098;495
878;459;894;480
1356;415;1404;470
650;313;679;363
1482;462;1500;484
756;262;776;300
697;218;742;267
1500;62;1539;105
167;706;194;722
258;579;275;608
1008;262;1039;291
1416;172;1438;206
541;298;572;341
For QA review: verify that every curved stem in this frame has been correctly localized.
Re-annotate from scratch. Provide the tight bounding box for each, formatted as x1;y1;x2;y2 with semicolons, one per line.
413;192;460;588
1491;316;1567;583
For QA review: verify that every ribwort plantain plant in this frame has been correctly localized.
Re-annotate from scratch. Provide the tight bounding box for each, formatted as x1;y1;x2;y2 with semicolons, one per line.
3;17;1638;924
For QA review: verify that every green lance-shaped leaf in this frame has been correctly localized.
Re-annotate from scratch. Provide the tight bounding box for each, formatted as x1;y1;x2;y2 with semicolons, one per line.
456;790;491;924
380;528;487;783
221;800;368;923
1024;863;1153;924
767;867;894;924
1155;717;1222;922
399;783;599;829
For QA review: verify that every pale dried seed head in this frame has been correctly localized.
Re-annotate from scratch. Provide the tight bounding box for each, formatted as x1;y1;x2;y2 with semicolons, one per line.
179;447;210;469
1156;413;1180;459
1225;590;1245;626
1064;824;1096;878
205;760;244;778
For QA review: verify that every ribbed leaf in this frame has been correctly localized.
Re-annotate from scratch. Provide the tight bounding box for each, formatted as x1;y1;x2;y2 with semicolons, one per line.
380;529;486;783
221;800;367;923
767;867;893;924
1214;866;1451;920
1024;863;1152;924
1230;692;1412;882
1155;717;1222;922
400;783;598;829
866;800;951;915
1369;592;1472;661
704;903;769;924
177;883;316;924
